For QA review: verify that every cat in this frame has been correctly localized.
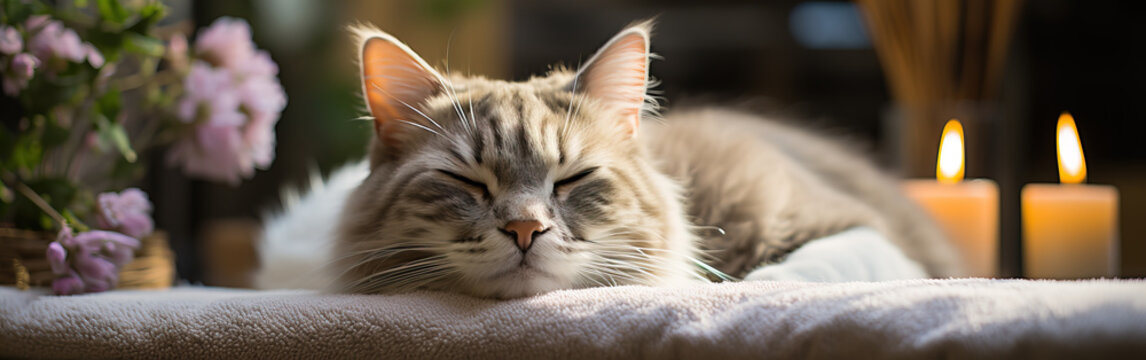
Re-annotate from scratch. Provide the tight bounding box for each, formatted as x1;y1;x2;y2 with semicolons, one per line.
256;20;962;299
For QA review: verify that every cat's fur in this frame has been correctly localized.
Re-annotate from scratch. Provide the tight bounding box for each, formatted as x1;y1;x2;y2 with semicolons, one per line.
258;21;961;298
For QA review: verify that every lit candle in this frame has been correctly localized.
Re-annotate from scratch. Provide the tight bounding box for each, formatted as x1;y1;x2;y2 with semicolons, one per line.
902;119;999;277
1022;112;1119;279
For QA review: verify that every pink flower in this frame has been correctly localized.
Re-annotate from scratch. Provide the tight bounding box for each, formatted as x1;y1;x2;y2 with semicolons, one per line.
167;111;252;184
238;71;286;115
3;53;39;96
84;44;104;68
10;53;37;78
243;112;277;167
242;50;279;78
176;61;239;122
237;77;285;168
194;17;255;70
169;17;285;184
52;273;84;295
46;241;68;274
24;15;50;31
73;250;118;292
49;227;140;295
28;20;85;63
96;188;154;239
0;26;21;55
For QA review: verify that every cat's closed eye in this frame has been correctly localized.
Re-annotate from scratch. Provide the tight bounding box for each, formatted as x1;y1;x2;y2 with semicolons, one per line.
437;170;489;196
554;167;598;190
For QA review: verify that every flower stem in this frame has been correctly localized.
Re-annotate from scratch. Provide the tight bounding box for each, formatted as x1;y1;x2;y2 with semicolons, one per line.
115;70;180;92
0;172;67;229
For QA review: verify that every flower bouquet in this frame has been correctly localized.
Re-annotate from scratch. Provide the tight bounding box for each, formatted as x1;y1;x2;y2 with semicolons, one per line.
0;0;286;295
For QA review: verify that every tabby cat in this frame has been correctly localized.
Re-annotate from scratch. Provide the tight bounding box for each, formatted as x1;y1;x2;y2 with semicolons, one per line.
259;21;962;299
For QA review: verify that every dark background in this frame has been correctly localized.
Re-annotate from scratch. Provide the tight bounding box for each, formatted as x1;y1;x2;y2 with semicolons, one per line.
151;0;1144;284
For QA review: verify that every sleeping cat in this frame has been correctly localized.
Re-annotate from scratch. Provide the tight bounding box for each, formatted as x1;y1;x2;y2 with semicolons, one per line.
257;21;962;298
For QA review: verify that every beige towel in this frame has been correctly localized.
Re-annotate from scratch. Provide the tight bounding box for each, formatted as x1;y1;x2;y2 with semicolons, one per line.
2;278;1145;359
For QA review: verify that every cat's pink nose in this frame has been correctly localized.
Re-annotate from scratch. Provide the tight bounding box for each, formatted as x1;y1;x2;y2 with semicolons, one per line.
501;220;547;251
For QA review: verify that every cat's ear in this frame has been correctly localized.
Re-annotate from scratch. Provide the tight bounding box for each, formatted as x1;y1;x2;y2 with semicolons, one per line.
354;26;444;147
575;21;653;138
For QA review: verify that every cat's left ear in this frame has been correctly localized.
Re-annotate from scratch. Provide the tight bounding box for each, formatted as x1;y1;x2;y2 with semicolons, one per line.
354;25;446;151
575;21;653;138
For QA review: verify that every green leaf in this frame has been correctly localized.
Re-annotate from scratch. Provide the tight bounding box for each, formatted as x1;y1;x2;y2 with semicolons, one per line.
96;0;130;25
95;115;137;163
127;1;168;34
1;0;42;23
10;135;43;171
124;33;165;57
95;87;122;120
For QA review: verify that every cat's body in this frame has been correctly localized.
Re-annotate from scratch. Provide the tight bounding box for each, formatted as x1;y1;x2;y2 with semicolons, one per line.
645;108;959;279
256;21;961;298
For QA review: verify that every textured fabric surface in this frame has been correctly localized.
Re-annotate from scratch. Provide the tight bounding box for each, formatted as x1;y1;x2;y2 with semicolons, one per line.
2;279;1145;359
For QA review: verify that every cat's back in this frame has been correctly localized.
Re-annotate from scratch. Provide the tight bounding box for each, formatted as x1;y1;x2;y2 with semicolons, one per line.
641;108;961;278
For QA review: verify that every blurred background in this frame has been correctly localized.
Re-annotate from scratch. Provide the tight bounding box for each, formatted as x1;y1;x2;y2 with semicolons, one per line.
146;0;1144;286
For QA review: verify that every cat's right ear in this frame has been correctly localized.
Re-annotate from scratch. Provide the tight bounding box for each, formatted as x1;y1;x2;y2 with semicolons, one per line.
354;26;444;148
574;20;654;139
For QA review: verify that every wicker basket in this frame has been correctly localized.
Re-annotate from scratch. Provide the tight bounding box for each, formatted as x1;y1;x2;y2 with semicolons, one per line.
0;227;175;290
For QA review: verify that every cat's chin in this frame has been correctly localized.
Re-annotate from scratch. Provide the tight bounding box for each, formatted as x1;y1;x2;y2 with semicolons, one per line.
465;266;570;299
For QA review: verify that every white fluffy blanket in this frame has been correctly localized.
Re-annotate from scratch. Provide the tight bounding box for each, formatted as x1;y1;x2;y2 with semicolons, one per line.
2;279;1145;359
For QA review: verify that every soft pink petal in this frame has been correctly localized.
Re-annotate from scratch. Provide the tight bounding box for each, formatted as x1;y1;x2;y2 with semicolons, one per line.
116;214;154;239
84;43;104;67
51;273;85;295
95;189;154;238
11;53;39;78
73;251;118;292
0;26;22;55
24;15;50;31
103;241;136;268
72;230;141;250
194;17;255;70
46;242;68;275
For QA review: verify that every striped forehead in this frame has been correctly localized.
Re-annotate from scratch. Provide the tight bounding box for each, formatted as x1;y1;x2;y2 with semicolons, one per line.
451;89;568;188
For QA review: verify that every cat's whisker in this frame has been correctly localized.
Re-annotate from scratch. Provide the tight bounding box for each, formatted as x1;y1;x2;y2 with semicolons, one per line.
588;251;670;277
369;83;447;133
330;247;445;282
467;94;476;133
346;255;452;293
562;65;582;140
570;86;589;127
441;31;475;132
374;266;454;292
272;242;441;289
440;81;470;131
587;263;649;286
591;255;677;279
327;245;436;267
396;120;445;138
580;264;637;287
466;64;478;133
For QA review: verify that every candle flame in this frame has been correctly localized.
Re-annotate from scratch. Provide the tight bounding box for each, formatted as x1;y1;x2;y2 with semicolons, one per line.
1057;112;1087;184
936;119;965;184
